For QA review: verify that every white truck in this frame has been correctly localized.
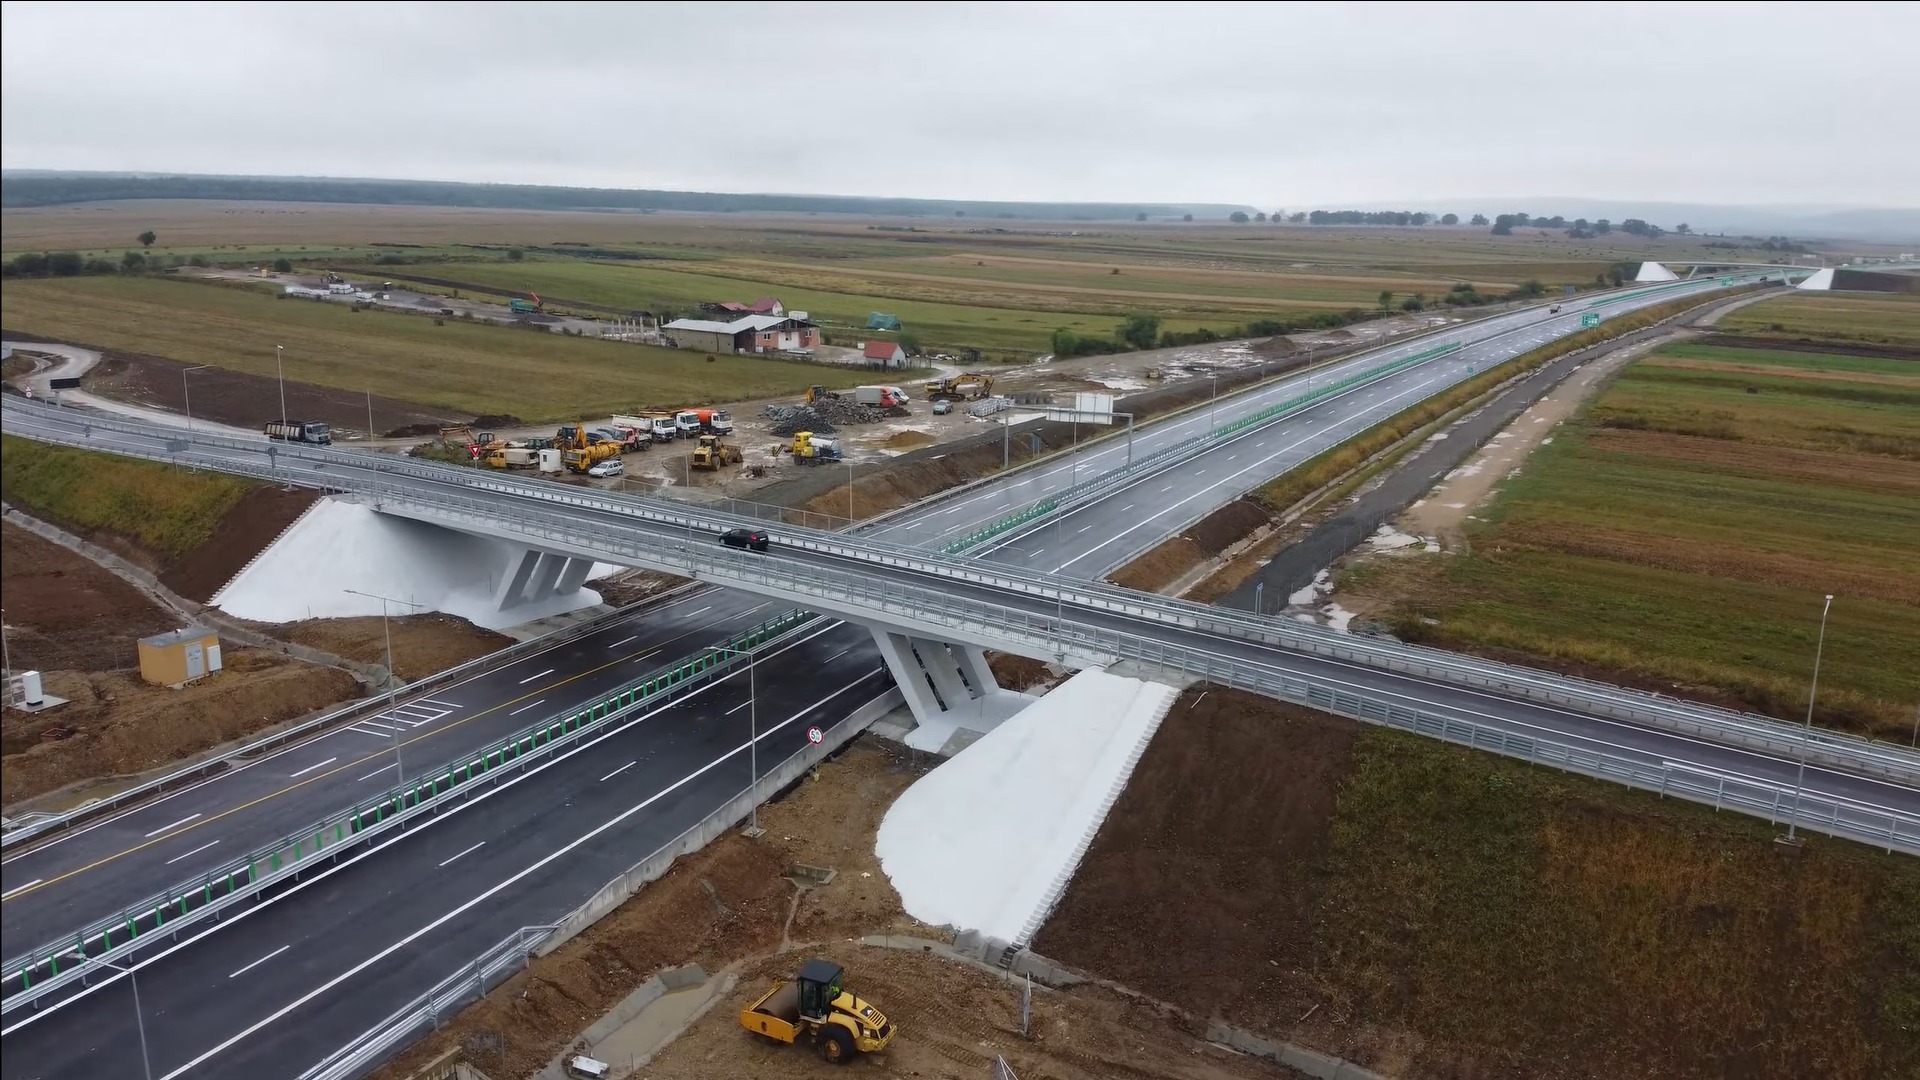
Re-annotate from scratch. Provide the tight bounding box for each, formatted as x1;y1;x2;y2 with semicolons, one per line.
853;385;908;408
675;410;703;438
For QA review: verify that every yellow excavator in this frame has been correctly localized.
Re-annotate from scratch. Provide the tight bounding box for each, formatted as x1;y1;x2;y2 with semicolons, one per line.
740;959;893;1064
690;433;743;470
923;372;994;401
561;421;619;474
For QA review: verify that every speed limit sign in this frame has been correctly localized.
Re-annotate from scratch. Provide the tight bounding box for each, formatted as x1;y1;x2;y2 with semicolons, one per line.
807;726;824;745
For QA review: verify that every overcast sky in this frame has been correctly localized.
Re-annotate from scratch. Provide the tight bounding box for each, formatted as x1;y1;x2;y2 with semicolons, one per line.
3;1;1915;207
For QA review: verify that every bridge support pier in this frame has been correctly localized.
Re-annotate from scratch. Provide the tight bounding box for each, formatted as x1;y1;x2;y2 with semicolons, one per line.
494;548;598;612
871;628;1026;752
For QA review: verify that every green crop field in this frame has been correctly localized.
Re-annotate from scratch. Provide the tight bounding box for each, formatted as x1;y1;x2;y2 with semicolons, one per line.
0;276;861;420
1356;343;1920;740
1718;291;1920;348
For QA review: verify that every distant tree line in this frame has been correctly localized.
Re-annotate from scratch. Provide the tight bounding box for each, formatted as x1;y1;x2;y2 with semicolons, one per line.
1;249;216;277
0;174;1226;222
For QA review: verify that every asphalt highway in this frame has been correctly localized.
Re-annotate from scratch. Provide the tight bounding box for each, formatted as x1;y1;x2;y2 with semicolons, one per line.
1;621;893;1080
0;590;777;955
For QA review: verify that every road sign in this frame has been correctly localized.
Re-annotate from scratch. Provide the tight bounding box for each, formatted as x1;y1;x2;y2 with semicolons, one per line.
1719;277;1735;286
1580;313;1601;328
807;726;824;745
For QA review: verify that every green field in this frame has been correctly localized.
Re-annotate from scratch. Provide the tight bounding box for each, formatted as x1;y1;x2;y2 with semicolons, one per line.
0;433;254;558
0;276;863;420
1361;343;1920;739
1719;291;1920;348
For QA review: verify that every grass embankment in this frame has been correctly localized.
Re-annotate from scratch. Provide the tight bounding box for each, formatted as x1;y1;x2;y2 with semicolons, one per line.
1323;724;1920;1080
1;433;250;558
1039;688;1920;1080
0;276;861;420
1255;289;1726;512
1719;290;1920;349
1358;342;1920;739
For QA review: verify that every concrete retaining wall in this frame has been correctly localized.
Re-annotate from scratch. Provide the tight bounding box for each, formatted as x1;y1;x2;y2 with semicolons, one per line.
534;686;906;957
528;965;708;1080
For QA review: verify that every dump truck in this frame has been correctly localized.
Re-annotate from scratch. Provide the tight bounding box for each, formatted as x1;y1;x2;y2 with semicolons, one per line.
692;407;734;435
559;420;621;474
740;958;893;1064
264;420;332;445
690;434;744;470
613;414;678;444
790;430;843;465
923;373;994;401
508;292;543;314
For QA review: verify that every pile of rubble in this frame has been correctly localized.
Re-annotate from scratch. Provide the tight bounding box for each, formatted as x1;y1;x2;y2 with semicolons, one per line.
760;397;891;435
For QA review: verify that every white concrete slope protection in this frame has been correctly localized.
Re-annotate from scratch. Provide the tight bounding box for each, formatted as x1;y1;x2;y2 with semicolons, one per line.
212;495;617;631
1634;261;1681;282
876;668;1179;947
1795;267;1837;290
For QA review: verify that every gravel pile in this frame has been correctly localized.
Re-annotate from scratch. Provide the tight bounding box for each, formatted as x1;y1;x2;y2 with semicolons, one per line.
761;404;837;436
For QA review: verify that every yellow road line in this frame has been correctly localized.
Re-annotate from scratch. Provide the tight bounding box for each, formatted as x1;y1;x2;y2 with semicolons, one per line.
3;620;726;903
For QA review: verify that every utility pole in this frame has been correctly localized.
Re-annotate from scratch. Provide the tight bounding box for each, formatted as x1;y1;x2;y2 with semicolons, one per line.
748;636;760;830
182;365;208;435
344;588;425;782
274;344;288;425
366;387;375;441
1785;593;1835;843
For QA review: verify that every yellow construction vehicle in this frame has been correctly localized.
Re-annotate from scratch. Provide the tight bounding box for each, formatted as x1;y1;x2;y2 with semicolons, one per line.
740;959;893;1064
922;372;994;401
804;385;842;406
690;434;743;470
560;421;619;474
789;431;843;465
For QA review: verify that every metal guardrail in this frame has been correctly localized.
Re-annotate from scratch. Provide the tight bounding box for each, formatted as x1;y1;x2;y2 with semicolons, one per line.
9;394;1918;788
0;608;817;1014
0;595;684;849
938;341;1463;552
297;924;557;1080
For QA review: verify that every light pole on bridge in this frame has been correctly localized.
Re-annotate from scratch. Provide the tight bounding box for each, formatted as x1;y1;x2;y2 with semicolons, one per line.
1784;593;1835;844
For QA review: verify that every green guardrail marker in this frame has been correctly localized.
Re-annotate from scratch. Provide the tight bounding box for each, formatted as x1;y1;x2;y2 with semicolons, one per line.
1719;277;1734;286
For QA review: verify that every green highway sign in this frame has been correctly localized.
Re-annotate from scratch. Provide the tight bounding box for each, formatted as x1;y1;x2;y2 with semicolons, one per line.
1581;313;1601;328
1719;277;1735;286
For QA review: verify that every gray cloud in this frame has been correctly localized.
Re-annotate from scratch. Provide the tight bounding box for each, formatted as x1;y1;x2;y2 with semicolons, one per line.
4;0;1915;206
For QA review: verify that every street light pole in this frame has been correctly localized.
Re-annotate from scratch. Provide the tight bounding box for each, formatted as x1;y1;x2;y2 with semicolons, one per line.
181;365;209;435
366;387;375;441
274;345;287;425
344;588;423;782
1209;375;1218;428
1785;593;1835;842
847;456;855;523
79;955;152;1080
748;637;759;830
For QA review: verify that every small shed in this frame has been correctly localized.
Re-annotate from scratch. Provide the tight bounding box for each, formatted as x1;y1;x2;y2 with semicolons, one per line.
862;340;907;368
138;627;223;687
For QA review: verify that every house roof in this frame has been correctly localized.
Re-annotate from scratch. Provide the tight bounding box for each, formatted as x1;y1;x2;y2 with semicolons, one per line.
713;302;751;313
863;340;905;359
665;314;791;335
141;626;215;648
748;297;782;313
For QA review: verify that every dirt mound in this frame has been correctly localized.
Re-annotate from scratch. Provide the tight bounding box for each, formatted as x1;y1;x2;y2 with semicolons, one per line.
1034;688;1352;1029
1255;335;1301;356
161;485;318;602
1185;497;1272;556
986;652;1057;692
77;347;456;435
1;522;179;673
469;413;525;428
879;429;935;450
1107;535;1204;593
2;651;361;805
254;614;510;683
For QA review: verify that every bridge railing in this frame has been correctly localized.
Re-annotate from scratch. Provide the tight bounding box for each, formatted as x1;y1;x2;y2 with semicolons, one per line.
7;390;1912;787
9;394;1918;789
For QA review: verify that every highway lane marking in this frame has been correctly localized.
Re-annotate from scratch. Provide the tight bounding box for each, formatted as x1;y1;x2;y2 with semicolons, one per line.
1160;485;1174;492
355;765;396;783
518;668;556;685
600;761;637;781
136;667;890;1080
419;699;463;709
0;880;42;900
438;841;486;868
828;648;850;662
0;621;806;905
350;723;394;735
508;699;546;716
1078;525;1092;534
726;701;750;716
143;814;202;838
288;757;338;779
683;606;712;619
163;840;220;866
610;636;638;649
227;944;290;980
0;596;727;870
